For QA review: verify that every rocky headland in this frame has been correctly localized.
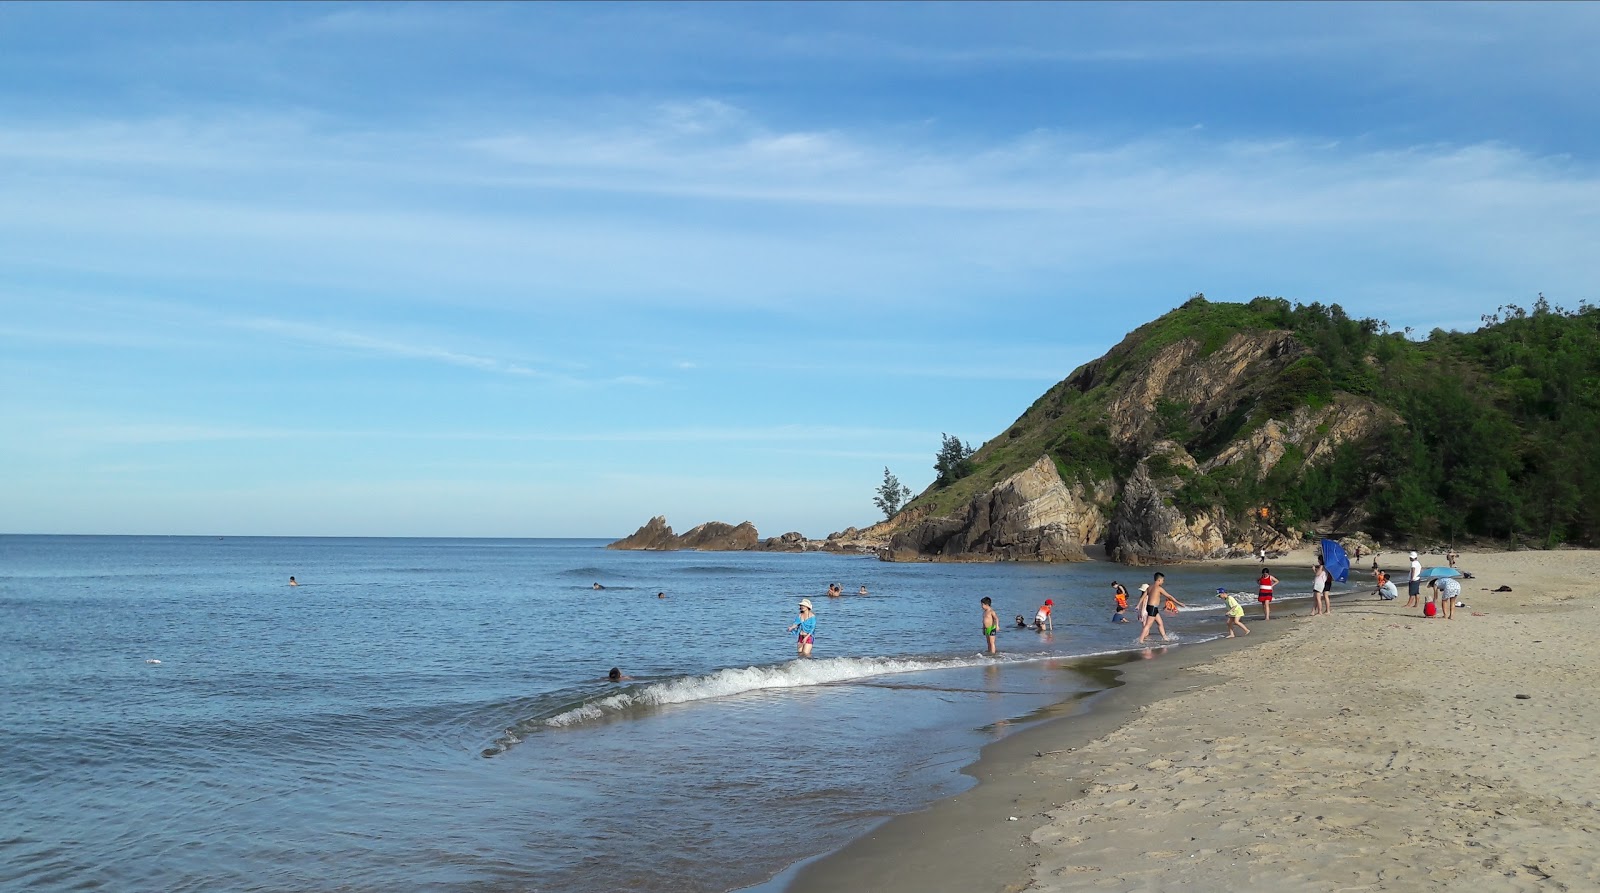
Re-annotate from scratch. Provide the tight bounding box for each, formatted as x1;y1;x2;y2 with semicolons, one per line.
614;295;1585;564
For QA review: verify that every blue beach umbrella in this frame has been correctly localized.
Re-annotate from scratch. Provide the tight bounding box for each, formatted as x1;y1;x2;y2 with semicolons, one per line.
1417;566;1462;579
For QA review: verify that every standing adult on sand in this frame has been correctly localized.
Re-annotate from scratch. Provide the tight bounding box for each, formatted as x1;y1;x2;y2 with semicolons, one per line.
1137;575;1173;644
1407;551;1423;607
980;597;999;655
787;599;816;658
1256;567;1279;620
1311;560;1331;616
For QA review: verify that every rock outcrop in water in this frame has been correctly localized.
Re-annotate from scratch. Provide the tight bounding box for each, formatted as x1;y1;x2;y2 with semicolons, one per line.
607;517;879;554
607;516;759;551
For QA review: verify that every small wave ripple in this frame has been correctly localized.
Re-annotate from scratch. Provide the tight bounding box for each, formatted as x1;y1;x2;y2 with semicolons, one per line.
484;654;1011;756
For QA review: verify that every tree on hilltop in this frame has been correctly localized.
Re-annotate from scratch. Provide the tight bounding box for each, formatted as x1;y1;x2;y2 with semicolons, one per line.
934;433;976;488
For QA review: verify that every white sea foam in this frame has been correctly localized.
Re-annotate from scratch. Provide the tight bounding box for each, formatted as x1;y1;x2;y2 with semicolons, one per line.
541;654;1006;728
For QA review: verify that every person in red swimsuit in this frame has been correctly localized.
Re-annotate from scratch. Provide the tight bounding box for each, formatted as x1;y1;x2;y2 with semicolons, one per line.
1257;567;1279;620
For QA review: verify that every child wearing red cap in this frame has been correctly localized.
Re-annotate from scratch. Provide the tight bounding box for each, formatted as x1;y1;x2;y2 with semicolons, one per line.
1032;598;1054;631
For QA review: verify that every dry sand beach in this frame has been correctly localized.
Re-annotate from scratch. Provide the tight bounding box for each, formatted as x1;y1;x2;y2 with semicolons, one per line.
786;548;1600;893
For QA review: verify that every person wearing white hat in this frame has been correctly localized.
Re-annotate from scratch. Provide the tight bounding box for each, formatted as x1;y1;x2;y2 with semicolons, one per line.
1406;551;1423;607
787;598;817;658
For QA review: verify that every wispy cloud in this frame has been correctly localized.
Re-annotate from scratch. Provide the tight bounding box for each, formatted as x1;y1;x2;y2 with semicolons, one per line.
231;316;540;377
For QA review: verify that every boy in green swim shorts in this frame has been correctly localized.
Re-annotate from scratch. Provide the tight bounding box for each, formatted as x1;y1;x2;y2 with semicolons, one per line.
981;596;999;654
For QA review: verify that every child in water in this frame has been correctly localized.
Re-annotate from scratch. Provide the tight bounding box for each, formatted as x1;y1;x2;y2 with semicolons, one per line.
1111;582;1129;622
980;596;999;655
1033;599;1053;631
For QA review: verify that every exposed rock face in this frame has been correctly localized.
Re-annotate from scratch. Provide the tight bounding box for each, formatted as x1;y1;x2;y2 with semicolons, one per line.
884;456;1102;562
759;531;815;552
1105;443;1231;564
606;515;678;550
608;518;877;553
677;521;760;551
1093;331;1304;450
606;517;758;551
1203;395;1402;479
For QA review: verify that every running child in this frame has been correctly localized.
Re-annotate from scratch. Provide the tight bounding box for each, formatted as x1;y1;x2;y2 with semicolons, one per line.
786;598;816;658
1217;587;1250;637
980;596;999;654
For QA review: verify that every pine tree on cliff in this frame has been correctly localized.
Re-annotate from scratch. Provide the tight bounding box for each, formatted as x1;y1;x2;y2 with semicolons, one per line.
873;467;912;519
933;434;975;487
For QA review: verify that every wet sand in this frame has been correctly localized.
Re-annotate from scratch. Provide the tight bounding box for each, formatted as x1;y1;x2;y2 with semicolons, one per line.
784;547;1600;892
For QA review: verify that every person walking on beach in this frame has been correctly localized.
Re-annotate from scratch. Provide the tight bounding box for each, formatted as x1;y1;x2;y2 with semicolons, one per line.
1112;582;1130;623
1217;588;1250;637
1137;576;1173;644
980;596;999;654
1406;551;1423;607
787;598;817;658
1256;567;1279;620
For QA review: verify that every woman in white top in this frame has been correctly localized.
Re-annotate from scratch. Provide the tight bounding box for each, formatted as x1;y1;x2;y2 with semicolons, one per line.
1311;560;1331;616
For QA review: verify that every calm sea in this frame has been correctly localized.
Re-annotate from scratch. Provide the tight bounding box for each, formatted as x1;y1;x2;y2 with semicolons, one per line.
0;536;1329;893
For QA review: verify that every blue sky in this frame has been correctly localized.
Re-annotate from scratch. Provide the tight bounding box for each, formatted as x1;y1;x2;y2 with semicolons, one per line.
2;2;1597;538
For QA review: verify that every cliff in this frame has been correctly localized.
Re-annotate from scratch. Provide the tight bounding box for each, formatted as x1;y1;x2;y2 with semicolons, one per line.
884;456;1103;562
881;296;1402;563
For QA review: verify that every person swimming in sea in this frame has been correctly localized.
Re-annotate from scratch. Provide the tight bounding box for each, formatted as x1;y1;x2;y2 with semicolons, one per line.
593;582;605;590
288;576;298;587
607;667;633;682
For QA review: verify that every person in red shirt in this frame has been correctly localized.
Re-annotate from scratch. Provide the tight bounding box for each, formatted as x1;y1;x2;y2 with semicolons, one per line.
1257;567;1280;620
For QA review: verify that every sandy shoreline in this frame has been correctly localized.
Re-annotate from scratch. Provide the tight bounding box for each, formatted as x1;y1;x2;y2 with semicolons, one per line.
782;548;1600;892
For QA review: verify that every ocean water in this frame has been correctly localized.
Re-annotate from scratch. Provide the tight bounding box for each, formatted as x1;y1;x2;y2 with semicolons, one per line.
0;536;1336;893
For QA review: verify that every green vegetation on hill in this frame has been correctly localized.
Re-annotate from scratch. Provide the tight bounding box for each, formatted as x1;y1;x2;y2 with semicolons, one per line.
905;294;1600;548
